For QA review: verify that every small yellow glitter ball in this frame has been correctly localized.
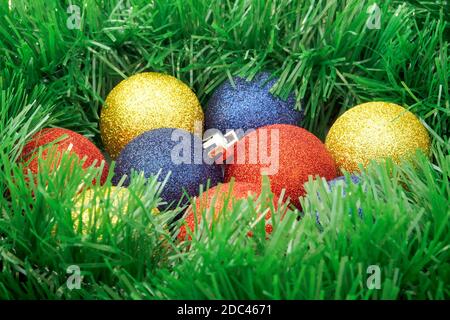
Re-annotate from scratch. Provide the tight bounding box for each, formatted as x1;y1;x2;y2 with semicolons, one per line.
72;186;159;234
100;72;204;159
325;102;430;173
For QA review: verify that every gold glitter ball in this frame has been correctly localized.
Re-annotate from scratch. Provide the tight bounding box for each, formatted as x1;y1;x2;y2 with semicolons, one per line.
100;72;204;159
325;102;430;173
72;186;159;234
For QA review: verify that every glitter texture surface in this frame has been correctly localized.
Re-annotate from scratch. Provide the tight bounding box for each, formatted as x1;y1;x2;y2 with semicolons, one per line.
73;186;129;232
325;102;431;173
327;175;361;190
21;128;109;184
224;124;337;207
178;182;277;241
72;186;159;234
316;174;363;222
113;128;223;206
205;72;303;135
100;72;204;159
327;175;362;197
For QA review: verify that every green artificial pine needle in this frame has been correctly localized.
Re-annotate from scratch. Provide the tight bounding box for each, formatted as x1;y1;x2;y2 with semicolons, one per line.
0;0;449;300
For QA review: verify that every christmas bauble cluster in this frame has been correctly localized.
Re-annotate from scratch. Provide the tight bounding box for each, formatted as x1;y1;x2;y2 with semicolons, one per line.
101;72;223;206
21;70;431;241
99;71;312;238
101;71;312;210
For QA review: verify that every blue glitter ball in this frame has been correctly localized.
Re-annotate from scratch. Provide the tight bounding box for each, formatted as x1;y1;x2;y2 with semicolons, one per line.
204;72;303;135
327;174;363;217
327;175;361;195
315;175;363;226
113;128;223;205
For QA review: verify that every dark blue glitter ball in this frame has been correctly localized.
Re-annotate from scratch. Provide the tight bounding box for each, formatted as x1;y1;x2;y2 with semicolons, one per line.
113;128;223;205
327;174;363;216
327;175;361;194
204;72;303;135
315;175;363;227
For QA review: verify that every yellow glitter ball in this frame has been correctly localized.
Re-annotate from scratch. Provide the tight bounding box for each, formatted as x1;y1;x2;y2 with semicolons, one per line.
100;72;204;159
325;102;430;173
72;186;159;234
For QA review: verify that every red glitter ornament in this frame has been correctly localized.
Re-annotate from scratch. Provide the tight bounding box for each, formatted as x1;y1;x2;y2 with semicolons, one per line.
224;124;337;207
178;182;279;241
21;128;109;184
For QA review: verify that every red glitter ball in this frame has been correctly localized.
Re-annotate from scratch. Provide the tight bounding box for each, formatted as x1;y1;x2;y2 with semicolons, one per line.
178;182;279;241
224;124;337;207
21;128;109;184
